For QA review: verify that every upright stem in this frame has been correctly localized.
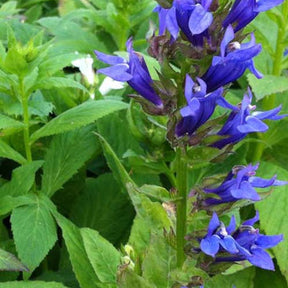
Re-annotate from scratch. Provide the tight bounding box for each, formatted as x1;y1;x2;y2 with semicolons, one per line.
176;146;187;267
20;79;32;162
252;2;288;162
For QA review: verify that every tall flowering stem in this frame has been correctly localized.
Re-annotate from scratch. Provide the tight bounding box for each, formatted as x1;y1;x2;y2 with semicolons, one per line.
253;1;288;162
176;146;188;267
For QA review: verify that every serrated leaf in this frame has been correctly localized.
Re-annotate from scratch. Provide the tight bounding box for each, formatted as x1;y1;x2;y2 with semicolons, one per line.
34;77;88;92
0;248;28;272
53;212;102;288
0;161;43;197
0;114;24;130
255;162;288;283
11;197;58;271
30;100;128;141
0;195;34;217
142;234;176;288
81;228;120;284
247;74;288;100
41;126;99;197
0;140;26;164
0;281;69;288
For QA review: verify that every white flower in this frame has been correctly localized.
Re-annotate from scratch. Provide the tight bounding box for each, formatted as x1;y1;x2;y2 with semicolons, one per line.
72;54;95;85
99;76;125;95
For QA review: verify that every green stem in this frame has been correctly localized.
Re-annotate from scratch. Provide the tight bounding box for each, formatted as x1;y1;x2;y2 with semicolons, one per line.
176;147;187;267
20;79;32;162
252;2;288;162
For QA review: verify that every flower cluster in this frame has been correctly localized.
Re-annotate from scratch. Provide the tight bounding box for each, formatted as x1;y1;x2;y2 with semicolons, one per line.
94;0;287;283
203;163;288;206
200;212;283;270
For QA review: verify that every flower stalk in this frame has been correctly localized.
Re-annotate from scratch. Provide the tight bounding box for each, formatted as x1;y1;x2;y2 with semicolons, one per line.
176;146;188;267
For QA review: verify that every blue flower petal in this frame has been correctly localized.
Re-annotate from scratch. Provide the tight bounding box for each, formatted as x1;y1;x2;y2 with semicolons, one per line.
256;234;283;249
237;116;268;133
220;236;239;254
226;215;237;234
207;212;220;236
200;235;220;257
242;211;259;226
255;0;284;12
97;65;132;82
231;181;261;201
94;50;125;65
188;4;213;35
247;247;275;270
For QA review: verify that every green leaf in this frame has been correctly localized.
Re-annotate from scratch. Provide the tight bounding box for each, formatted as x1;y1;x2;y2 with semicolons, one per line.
247;74;288;100
0;114;24;130
205;267;255;288
34;77;88;93
254;266;287;288
0;281;69;288
96;133;171;230
0;140;26;164
41;126;99;197
118;270;153;288
0;195;34;217
30;100;128;141
81;228;120;284
11;196;58;271
138;185;171;202
71;174;135;246
255;162;288;283
142;234;176;288
53;213;102;288
0;248;28;272
0;161;43;197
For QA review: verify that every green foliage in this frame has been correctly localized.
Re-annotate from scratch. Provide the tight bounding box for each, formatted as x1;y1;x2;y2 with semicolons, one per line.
0;248;28;272
11;196;58;272
30;100;128;141
0;282;69;288
41;126;99;197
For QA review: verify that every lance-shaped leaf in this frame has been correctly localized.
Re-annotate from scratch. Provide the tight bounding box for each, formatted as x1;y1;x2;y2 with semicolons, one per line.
0;281;69;288
0;114;24;130
30;100;128;141
0;248;28;272
0;140;26;164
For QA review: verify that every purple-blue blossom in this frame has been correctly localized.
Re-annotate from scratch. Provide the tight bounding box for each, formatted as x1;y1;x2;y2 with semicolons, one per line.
155;0;213;46
202;25;262;92
212;89;287;149
223;0;285;32
175;75;236;137
94;39;163;108
203;163;288;205
200;212;283;270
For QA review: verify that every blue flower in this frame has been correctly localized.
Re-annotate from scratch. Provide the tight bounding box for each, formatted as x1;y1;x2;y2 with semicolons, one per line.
203;163;288;205
212;89;287;149
175;75;236;137
94;39;163;108
201;212;283;270
202;25;262;93
155;0;213;46
223;0;285;32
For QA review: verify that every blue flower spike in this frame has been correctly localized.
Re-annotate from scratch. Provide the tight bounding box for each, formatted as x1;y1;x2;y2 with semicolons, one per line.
223;0;285;32
95;38;163;108
202;25;262;92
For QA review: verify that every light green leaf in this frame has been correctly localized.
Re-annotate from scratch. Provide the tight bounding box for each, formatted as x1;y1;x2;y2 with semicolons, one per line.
205;267;255;288
0;248;28;272
11;197;58;271
142;234;176;288
81;228;120;284
0;140;26;164
0;114;24;130
0;161;43;197
0;281;69;288
0;195;34;217
255;162;288;283
53;212;102;288
118;270;153;288
34;77;88;92
41;126;99;197
247;74;288;100
30;100;128;141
